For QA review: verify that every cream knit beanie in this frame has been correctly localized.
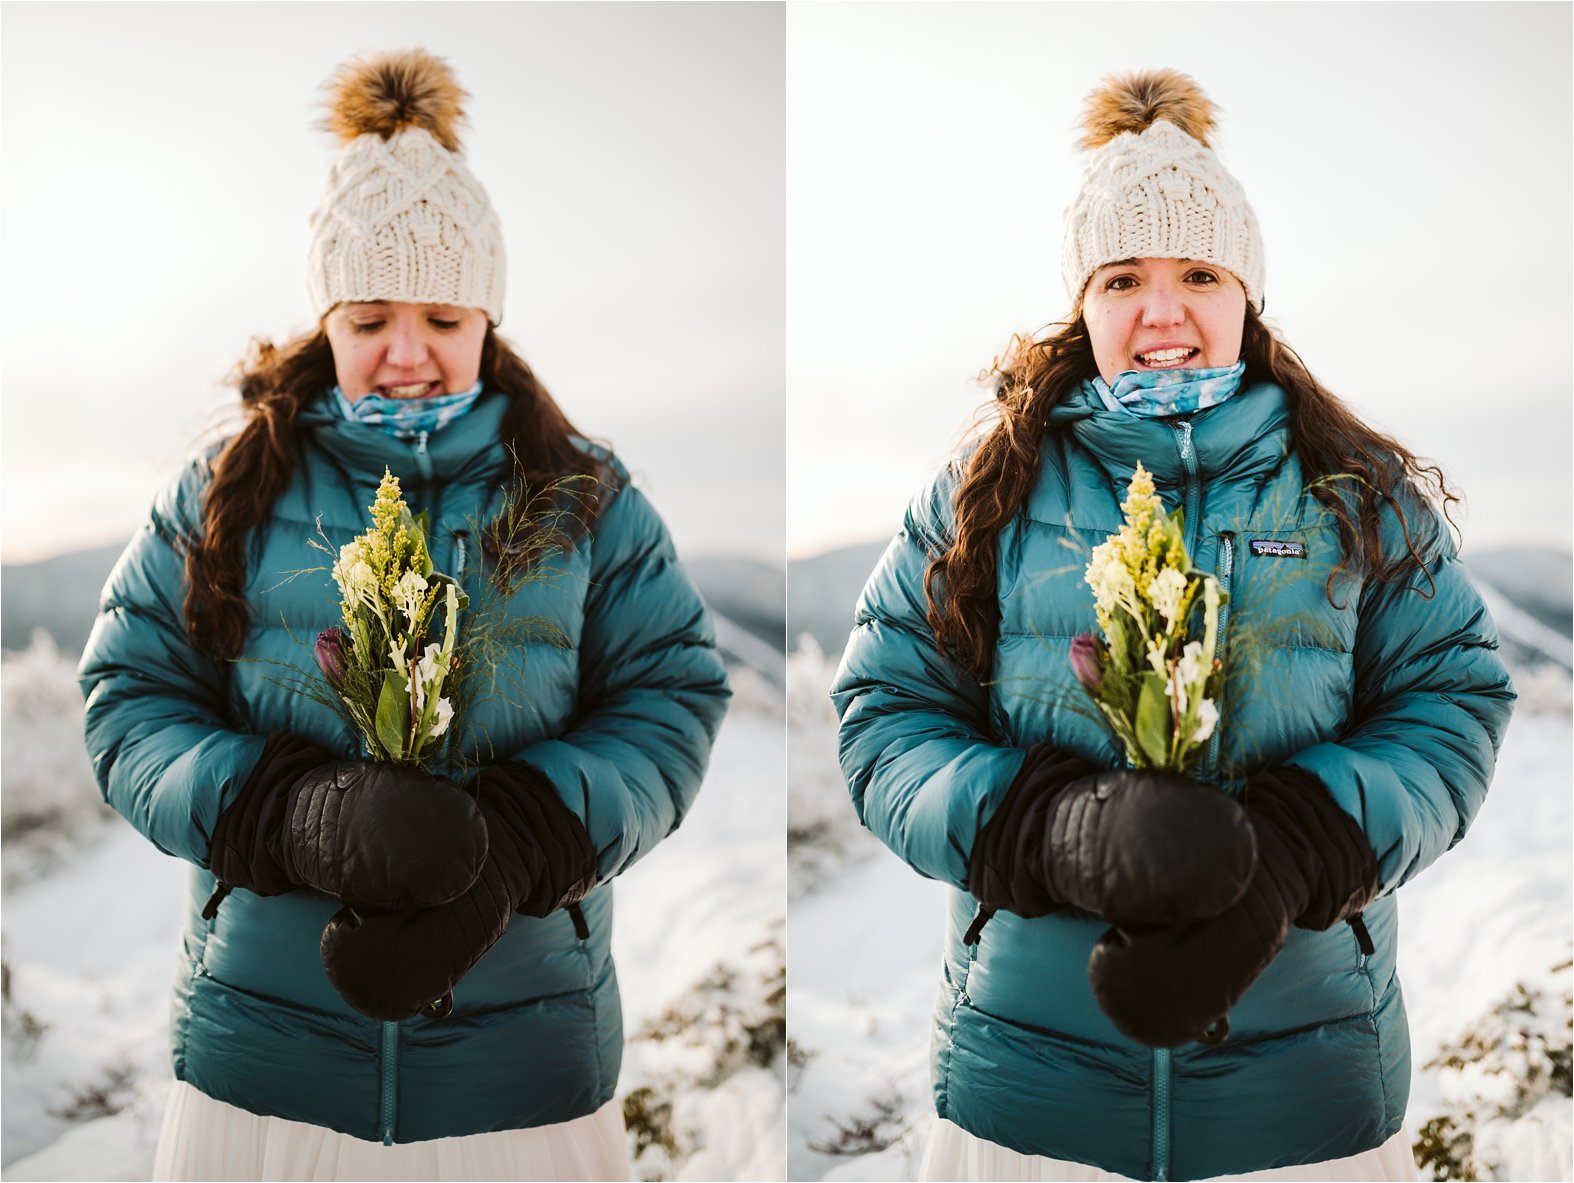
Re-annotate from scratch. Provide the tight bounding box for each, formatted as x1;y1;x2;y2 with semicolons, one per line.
1062;70;1264;311
307;50;505;325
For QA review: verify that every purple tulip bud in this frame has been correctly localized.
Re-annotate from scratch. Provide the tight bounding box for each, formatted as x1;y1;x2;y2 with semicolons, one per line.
315;628;349;688
1069;633;1107;694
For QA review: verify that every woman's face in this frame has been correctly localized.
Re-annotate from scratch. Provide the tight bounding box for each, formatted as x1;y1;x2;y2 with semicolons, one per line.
324;302;488;401
1082;257;1247;385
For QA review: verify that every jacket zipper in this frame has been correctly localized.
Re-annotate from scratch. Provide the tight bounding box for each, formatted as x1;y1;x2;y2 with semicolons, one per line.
410;430;446;539
1205;532;1237;776
1153;1047;1172;1180
414;431;434;483
1145;417;1202;1183
1147;532;1240;1179
1171;420;1201;554
380;1020;399;1145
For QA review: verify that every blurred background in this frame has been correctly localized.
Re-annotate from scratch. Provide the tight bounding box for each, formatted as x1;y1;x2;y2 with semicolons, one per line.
788;1;1570;570
3;2;783;569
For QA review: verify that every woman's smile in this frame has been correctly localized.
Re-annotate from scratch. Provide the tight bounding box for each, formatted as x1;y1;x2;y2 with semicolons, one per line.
1132;343;1201;370
379;380;444;399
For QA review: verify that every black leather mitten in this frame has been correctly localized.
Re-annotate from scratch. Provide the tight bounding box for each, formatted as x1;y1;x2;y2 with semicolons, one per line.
1088;766;1380;1048
320;762;597;1021
208;733;489;911
968;744;1259;926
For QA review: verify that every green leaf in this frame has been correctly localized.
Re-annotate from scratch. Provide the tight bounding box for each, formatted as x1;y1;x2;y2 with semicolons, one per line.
375;669;411;758
1135;673;1172;769
429;571;471;612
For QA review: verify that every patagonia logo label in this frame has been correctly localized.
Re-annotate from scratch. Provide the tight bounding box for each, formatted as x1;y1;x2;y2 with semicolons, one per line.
1250;539;1306;559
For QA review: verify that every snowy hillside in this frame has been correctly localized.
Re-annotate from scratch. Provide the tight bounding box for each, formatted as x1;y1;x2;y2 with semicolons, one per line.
786;640;1573;1182
0;639;786;1182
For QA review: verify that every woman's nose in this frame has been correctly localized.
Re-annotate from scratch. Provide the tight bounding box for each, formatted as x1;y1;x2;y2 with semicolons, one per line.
385;323;429;368
1141;283;1186;327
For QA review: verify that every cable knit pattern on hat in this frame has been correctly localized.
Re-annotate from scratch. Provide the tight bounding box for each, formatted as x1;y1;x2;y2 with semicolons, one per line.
306;51;505;324
1062;72;1264;311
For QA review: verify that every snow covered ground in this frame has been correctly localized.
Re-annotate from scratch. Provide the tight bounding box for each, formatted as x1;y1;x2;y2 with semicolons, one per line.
0;636;785;1182
786;643;1574;1183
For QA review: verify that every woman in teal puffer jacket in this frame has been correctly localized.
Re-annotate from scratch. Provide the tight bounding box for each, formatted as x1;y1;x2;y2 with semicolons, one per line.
832;71;1514;1182
78;51;728;1179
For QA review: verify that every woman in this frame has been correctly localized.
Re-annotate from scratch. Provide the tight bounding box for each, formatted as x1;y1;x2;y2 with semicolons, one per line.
831;71;1515;1182
78;50;729;1180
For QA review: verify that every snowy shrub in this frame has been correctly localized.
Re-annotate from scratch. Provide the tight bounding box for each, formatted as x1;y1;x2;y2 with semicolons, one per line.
1;632;114;888
621;926;785;1181
807;1089;905;1157
1508;661;1573;719
1413;954;1572;1181
787;638;872;897
724;661;786;719
1;936;48;1056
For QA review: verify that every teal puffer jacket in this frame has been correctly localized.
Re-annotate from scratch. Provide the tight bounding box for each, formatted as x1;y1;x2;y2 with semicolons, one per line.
79;389;730;1144
831;382;1514;1181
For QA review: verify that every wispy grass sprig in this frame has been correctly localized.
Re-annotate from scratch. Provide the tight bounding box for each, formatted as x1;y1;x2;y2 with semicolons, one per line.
438;469;601;768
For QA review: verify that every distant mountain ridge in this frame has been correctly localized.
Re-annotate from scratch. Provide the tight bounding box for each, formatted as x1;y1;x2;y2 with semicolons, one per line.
2;545;786;686
788;539;1573;673
6;539;1566;684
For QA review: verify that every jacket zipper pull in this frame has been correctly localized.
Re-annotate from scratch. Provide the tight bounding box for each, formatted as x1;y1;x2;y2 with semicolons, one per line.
567;902;590;940
201;881;233;921
1348;913;1375;956
963;905;994;947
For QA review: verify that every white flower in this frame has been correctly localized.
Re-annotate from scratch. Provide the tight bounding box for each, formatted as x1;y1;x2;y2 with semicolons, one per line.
344;560;378;604
1150;567;1187;628
394;569;429;629
1085;542;1136;614
1192;698;1219;743
1163;640;1210;713
332;540;361;581
427;697;453;739
411;643;448;710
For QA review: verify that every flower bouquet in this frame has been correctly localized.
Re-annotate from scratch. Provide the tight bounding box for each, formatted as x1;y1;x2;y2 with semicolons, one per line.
1073;463;1224;773
315;469;468;768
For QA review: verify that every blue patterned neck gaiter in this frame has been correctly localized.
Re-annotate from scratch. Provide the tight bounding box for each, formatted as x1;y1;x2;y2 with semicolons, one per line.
332;381;484;439
1091;361;1246;418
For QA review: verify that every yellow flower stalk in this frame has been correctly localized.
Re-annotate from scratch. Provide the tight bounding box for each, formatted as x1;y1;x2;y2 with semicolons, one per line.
316;468;466;768
1074;463;1226;772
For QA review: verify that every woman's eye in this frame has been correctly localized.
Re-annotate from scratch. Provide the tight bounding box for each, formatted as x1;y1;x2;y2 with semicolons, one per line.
1105;275;1137;292
1185;270;1219;286
429;319;460;331
350;321;385;335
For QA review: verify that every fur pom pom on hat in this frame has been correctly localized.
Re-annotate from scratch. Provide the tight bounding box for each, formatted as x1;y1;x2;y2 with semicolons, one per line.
306;49;505;324
1061;69;1263;311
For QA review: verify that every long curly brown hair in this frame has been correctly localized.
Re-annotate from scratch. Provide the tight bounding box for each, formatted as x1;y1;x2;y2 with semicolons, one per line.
184;326;612;660
925;304;1459;681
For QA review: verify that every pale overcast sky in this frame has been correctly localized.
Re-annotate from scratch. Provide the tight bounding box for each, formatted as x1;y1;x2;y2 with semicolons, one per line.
787;1;1573;559
2;2;784;564
3;2;1569;569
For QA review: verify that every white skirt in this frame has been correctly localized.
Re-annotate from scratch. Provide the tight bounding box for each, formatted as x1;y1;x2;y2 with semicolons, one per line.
918;1117;1420;1182
151;1081;632;1182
